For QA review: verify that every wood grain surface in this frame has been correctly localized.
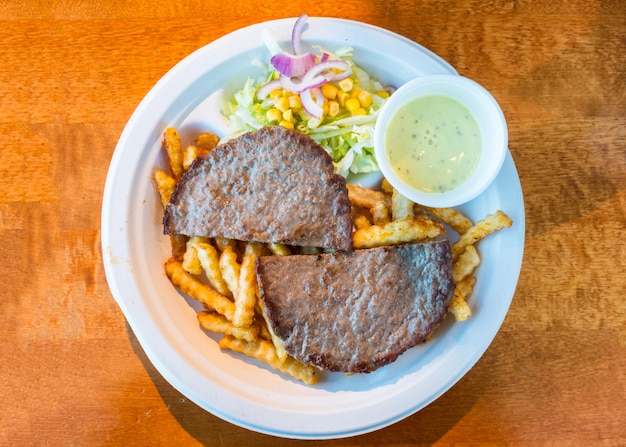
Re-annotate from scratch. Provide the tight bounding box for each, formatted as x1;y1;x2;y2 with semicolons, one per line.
1;1;624;445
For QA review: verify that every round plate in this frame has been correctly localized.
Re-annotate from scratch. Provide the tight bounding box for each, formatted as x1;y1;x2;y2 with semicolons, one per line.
101;17;525;440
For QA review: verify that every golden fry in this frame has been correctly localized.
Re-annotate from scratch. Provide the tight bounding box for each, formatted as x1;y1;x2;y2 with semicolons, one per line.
370;201;390;225
257;299;289;362
165;258;235;321
153;169;176;207
268;243;291;256
219;246;240;298
194;240;233;298
353;217;445;249
233;242;266;327
254;313;274;341
346;184;390;209
452;210;513;260
182;243;203;275
449;276;476;322
390;188;414;221
453;245;480;283
162;127;183;180
353;214;372;230
169;234;188;261
182;146;199;171
426;206;473;235
196;131;220;151
380;178;393;194
197;311;259;342
214;237;238;252
219;335;318;385
456;275;476;297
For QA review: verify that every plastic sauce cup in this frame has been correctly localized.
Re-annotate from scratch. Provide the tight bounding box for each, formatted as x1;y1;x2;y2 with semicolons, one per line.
374;75;508;208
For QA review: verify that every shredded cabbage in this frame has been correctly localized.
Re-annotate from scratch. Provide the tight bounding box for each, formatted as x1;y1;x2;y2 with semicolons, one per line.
220;33;390;178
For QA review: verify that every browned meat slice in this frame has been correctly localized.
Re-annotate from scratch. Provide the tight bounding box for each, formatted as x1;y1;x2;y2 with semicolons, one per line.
256;240;455;373
163;126;353;251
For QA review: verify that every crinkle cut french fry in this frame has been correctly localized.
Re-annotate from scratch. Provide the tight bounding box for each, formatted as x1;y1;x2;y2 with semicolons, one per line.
219;246;240;298
452;210;513;260
390;188;414;221
370;200;390;225
380;178;393;194
153;169;176;207
233;242;265;327
162;127;183;180
353;214;372;230
268;243;291;256
257;299;289;362
219;335;318;385
194;240;233;298
426;206;474;235
165;258;235;321
197;311;259;342
169;234;188;261
182;146;201;171
182;238;203;275
449;276;476;322
346;184;390;209
453;245;480;282
196;132;220;151
214;237;238;252
254;314;274;341
353;217;445;249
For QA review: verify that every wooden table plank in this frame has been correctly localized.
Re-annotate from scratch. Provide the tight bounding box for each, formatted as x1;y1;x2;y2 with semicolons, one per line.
1;1;625;445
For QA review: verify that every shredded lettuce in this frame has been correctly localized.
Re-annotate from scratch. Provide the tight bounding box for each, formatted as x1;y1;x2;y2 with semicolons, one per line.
220;34;389;178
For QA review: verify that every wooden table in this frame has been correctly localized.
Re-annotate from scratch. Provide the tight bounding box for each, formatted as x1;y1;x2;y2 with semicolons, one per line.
2;1;624;445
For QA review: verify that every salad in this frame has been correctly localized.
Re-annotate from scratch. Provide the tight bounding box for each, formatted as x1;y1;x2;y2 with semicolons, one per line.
220;14;394;178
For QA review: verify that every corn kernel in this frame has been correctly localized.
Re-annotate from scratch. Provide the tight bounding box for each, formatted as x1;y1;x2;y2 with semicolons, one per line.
345;97;361;112
338;78;353;92
275;96;290;112
337;91;350;107
350;87;362;98
282;109;294;123
357;91;373;108
352;107;367;116
376;90;390;99
288;95;302;109
279;120;294;129
282;89;293;97
322;100;329;116
266;108;282;123
269;89;283;99
321;83;339;100
328;101;340;117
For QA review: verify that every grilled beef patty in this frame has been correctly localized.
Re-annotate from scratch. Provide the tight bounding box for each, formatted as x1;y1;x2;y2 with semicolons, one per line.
163;126;353;251
256;240;455;373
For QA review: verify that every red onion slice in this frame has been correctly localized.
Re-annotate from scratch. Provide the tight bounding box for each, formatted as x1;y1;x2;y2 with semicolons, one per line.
256;79;282;100
280;74;326;94
270;52;316;77
291;13;308;55
300;87;324;119
302;59;352;83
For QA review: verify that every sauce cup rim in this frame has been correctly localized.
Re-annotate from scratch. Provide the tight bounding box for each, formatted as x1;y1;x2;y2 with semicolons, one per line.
374;74;508;208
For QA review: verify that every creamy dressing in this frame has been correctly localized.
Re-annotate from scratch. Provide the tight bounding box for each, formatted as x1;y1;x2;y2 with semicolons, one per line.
384;94;481;193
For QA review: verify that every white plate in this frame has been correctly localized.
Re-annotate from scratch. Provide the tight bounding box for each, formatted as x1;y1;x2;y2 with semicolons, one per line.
101;17;525;440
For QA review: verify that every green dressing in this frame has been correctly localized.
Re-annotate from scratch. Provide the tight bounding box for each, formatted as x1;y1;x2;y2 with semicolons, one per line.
384;94;481;193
